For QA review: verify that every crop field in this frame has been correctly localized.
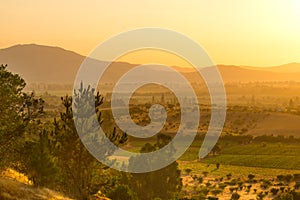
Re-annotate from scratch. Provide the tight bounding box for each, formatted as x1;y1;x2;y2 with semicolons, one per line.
179;143;300;171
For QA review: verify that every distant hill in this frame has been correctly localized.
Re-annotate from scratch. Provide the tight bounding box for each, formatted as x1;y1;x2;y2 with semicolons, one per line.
247;113;300;137
0;44;85;83
242;63;300;73
1;44;300;84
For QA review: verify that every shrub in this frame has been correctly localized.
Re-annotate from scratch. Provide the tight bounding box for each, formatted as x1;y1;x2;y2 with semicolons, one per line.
270;188;279;195
248;174;255;181
230;192;240;200
198;176;204;184
226;173;232;180
202;171;209;177
274;192;293;200
185;168;192;175
257;192;266;200
211;189;222;196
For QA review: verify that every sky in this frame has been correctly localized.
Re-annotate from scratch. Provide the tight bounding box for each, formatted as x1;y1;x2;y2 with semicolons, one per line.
1;0;300;67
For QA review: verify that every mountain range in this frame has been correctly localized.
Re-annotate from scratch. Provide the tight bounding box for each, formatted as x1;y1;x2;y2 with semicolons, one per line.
1;44;300;84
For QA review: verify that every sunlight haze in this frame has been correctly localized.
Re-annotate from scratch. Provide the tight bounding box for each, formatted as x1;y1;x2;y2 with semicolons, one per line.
1;0;300;67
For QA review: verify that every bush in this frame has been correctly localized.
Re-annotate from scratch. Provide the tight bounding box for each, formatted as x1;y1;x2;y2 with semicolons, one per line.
202;171;209;177
230;192;240;200
248;174;255;181
185;168;192;175
275;192;293;200
270;188;279;195
257;192;266;200
198;176;204;184
226;173;232;180
211;189;222;196
284;174;293;183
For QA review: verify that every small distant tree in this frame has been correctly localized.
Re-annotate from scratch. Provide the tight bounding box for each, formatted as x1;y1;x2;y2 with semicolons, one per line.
277;175;285;182
198;176;204;184
227;173;232;180
203;171;209;177
230;192;240;200
248;174;255;181
270;188;279;195
211;144;221;155
275;192;293;200
211;189;222;196
185;168;192;175
284;174;293;183
257;192;266;200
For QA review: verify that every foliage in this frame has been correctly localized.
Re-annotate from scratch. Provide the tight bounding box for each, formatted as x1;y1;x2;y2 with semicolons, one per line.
23;129;58;187
0;64;26;167
128;134;182;200
275;192;294;200
248;174;255;180
50;84;127;199
230;192;240;200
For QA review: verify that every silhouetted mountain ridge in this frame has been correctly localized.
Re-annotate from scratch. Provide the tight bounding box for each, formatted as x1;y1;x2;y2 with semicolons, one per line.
1;44;300;84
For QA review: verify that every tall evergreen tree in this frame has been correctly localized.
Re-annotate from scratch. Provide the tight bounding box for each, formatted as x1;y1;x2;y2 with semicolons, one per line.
0;64;26;168
51;83;127;199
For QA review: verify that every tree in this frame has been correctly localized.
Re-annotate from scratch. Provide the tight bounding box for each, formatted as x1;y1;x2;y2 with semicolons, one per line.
51;84;127;199
275;193;293;200
230;192;240;200
185;168;192;175
270;188;279;196
284;174;293;183
248;174;255;181
211;144;221;155
107;185;136;200
211;189;222;196
0;64;57;186
23;129;58;187
0;64;26;167
128;134;182;200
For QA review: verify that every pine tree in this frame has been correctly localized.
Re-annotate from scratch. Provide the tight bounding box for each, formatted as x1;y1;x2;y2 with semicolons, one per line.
0;64;26;168
51;83;127;199
23;129;58;187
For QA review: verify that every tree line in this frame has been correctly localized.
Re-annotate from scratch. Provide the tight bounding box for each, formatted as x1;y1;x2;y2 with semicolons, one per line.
0;64;182;200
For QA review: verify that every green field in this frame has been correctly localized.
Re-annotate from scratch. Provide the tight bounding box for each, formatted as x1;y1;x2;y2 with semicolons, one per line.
178;161;300;179
180;143;300;170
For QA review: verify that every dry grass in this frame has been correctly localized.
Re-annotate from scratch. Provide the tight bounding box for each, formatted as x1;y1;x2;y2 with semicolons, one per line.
0;168;72;200
248;113;300;136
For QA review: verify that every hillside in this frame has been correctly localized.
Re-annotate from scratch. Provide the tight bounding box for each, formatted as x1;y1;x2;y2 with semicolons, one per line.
0;177;72;200
248;113;300;137
1;44;300;85
242;62;300;73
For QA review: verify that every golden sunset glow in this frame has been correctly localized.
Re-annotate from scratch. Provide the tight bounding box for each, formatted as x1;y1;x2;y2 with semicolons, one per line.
1;0;300;67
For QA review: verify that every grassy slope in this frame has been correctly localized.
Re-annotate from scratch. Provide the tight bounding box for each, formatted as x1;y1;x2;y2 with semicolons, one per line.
0;169;72;200
0;177;73;200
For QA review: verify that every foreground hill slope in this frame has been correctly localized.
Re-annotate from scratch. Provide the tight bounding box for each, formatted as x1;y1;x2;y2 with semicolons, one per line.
0;177;72;200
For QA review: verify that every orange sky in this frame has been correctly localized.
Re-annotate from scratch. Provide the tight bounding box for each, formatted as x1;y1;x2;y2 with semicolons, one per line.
1;0;300;67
